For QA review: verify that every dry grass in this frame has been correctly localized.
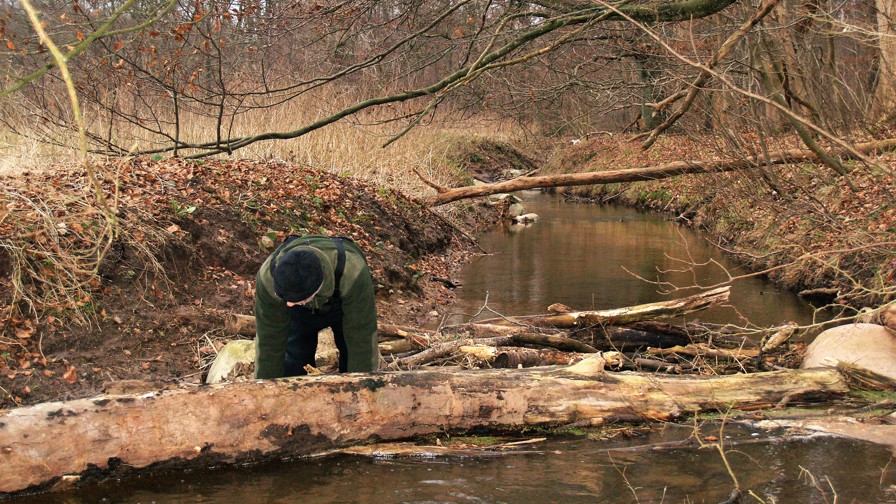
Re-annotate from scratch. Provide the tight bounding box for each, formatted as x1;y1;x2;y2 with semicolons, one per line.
0;93;527;327
0;131;78;177
0;92;528;200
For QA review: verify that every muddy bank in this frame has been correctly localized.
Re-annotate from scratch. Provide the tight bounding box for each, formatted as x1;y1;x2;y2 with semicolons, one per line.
541;135;896;309
0;157;498;408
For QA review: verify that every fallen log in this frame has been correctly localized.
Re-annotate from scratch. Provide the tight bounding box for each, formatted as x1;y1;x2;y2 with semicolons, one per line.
0;360;848;495
474;286;730;329
224;313;257;336
379;338;424;354
626;321;760;349
646;344;760;361
631;358;694;374
494;348;600;369
469;322;710;352
423;138;896;206
457;345;600;368
513;332;598;353
835;361;896;391
393;336;516;368
574;326;693;351
394;332;598;368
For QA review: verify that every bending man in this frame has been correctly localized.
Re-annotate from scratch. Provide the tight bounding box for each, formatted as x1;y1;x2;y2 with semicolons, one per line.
254;235;379;378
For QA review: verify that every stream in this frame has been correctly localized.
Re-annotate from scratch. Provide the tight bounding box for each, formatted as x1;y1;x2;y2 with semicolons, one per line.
24;193;896;503
447;192;822;328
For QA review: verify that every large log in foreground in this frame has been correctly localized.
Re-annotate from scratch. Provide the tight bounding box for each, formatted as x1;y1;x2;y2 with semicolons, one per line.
0;359;848;495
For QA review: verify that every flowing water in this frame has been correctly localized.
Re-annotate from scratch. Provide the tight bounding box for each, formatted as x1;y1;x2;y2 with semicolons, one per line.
25;426;896;503
447;192;822;328
27;193;896;503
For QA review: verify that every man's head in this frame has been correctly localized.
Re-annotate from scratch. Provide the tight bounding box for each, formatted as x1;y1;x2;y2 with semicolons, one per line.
273;249;324;304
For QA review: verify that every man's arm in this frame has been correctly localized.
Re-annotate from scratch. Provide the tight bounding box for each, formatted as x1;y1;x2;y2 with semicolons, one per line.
340;267;380;372
254;270;291;379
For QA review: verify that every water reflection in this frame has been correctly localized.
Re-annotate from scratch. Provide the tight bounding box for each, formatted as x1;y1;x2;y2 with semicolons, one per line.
452;193;821;328
31;425;896;503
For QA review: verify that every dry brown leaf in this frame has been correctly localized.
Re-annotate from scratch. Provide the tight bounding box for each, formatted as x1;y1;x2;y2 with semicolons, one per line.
63;365;78;384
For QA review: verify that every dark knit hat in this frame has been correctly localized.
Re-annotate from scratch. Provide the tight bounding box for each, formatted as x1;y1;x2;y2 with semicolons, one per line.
273;249;324;302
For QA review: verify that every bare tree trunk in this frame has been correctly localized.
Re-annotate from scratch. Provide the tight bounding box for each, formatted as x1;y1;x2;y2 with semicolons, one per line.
0;361;848;495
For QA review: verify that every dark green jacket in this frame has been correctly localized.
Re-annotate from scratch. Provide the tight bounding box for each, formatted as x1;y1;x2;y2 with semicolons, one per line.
254;235;379;378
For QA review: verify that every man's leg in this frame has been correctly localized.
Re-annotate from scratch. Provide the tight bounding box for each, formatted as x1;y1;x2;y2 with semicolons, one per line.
284;307;324;376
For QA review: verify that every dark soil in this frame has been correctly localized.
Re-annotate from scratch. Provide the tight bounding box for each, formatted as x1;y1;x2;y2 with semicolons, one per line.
0;157;499;408
447;137;540;183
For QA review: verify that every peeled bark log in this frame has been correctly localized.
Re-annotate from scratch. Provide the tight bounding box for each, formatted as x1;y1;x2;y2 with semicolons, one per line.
379;324;433;347
477;287;730;329
458;345;500;361
457;345;595;368
379;339;424;354
395;336;516;368
493;348;593;368
225;313;256;336
396;332;597;368
0;362;848;495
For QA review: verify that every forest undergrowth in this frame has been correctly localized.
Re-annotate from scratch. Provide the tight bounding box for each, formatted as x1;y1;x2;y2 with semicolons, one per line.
1;126;894;408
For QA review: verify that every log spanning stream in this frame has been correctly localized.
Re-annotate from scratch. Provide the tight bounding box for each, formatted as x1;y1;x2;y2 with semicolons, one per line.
11;193;896;503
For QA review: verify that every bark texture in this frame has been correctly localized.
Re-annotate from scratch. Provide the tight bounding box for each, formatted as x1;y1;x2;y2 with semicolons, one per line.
0;361;847;495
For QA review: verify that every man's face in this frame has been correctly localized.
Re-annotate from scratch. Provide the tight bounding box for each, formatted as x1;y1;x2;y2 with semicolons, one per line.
285;285;321;307
286;295;314;307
